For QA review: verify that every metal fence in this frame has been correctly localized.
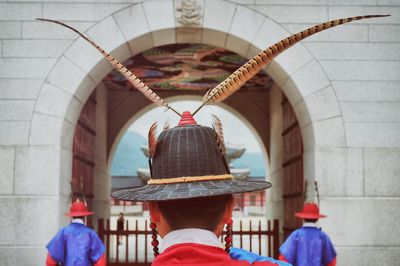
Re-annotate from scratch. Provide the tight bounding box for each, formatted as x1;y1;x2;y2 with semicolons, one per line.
98;218;279;266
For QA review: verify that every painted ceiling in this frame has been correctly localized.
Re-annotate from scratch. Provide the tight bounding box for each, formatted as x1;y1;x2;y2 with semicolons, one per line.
104;43;273;91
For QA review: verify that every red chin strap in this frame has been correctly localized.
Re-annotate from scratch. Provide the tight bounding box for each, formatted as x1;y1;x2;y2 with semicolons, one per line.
178;111;197;126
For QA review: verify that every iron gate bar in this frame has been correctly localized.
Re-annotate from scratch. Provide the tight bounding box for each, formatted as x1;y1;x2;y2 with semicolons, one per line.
98;218;280;265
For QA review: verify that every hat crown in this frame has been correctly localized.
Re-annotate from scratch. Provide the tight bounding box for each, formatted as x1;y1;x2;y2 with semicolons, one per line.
178;111;197;126
151;125;228;180
302;203;320;214
70;200;88;213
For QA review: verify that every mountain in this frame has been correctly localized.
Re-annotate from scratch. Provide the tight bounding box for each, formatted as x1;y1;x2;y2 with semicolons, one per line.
111;131;148;176
231;152;266;177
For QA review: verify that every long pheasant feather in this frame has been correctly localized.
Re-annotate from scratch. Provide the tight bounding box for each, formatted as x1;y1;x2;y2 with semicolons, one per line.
212;114;226;157
36;18;181;116
193;14;389;115
148;122;158;157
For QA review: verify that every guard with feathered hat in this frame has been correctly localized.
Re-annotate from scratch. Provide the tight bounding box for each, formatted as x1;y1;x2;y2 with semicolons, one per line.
38;13;388;266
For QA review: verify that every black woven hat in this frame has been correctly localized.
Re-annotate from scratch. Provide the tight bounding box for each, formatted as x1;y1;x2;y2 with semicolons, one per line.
112;112;271;201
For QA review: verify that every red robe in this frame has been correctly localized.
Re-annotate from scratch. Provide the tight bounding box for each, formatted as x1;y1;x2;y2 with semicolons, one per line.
152;243;282;266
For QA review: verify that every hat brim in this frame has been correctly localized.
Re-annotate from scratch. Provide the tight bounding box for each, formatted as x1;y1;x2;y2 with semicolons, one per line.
294;212;326;219
64;211;94;217
112;179;271;201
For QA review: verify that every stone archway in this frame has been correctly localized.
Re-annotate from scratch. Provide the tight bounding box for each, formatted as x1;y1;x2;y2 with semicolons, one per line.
31;0;343;228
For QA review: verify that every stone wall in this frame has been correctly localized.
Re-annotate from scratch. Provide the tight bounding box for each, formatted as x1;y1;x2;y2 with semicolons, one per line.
0;0;399;265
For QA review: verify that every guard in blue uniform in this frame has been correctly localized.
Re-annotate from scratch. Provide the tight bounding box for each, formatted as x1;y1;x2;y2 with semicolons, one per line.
46;199;106;266
279;203;336;266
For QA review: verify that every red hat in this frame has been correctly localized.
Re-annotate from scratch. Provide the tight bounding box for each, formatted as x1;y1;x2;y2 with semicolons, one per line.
64;199;94;217
294;203;326;219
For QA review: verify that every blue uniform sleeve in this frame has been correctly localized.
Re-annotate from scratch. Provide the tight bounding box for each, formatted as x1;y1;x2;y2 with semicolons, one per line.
279;231;298;264
321;232;336;265
89;230;106;263
46;228;65;263
230;247;292;266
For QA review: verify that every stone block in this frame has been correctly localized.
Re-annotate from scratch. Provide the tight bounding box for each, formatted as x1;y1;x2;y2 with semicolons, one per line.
0;58;56;78
303;148;315;179
143;0;174;31
255;0;376;4
225;34;250;58
63;36;111;85
203;0;236;33
65;19;131;83
251;18;289;50
231;0;254;4
73;74;97;105
15;146;61;195
301;123;315;152
0;247;46;266
64;95;83;125
87;16;132;82
0;196;61;245
22;21;95;39
228;5;265;44
336;247;400;266
329;6;398;24
202;28;227;49
0;21;20;38
313;117;346;147
320;61;400;81
47;56;90;97
293;99;311;128
255;5;327;23
0;121;29;145
283;23;368;42
0;100;35;121
0;147;14;194
42;3;129;21
35;82;73;119
289;59;331;99
378;0;400;5
340;102;400;122
314;147;363;196
303;86;341;122
29;113;72;147
176;27;202;43
128;33;154;56
152;28;176;47
60;148;72;197
306;42;400;61
0;3;41;20
333;81;400;101
113;3;150;41
60;118;75;151
370;25;400;42
3;40;71;58
346;122;400;147
272;44;313;78
87;16;128;55
320;198;400;246
364;148;400;196
0;79;42;100
265;60;289;87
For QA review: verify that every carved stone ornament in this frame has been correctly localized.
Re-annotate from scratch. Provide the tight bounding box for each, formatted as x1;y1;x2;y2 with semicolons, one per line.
174;0;204;27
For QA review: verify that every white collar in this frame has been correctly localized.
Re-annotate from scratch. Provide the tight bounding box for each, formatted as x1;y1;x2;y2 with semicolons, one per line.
160;228;223;252
303;222;318;228
72;218;85;224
